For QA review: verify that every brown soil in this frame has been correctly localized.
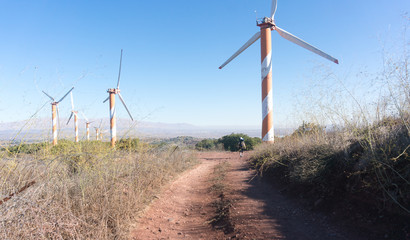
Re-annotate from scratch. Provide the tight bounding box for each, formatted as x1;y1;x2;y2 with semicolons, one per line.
131;152;368;240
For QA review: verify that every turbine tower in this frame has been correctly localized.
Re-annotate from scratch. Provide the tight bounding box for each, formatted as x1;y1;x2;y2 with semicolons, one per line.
219;0;338;143
95;128;100;140
80;112;93;141
94;120;103;141
42;87;74;146
67;92;79;142
103;49;134;147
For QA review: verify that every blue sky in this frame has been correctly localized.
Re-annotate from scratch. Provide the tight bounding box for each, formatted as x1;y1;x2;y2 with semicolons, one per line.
0;0;409;129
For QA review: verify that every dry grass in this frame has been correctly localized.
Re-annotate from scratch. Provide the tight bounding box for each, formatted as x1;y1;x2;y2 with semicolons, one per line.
251;114;409;214
0;141;197;239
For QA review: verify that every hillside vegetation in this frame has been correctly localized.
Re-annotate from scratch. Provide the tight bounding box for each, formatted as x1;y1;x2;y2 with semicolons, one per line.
250;42;410;239
0;139;197;239
252;117;409;210
250;117;409;237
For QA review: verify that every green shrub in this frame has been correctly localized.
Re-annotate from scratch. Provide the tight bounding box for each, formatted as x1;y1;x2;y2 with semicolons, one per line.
195;139;219;150
117;138;140;151
3;142;50;155
50;139;80;155
0;140;115;158
218;133;261;151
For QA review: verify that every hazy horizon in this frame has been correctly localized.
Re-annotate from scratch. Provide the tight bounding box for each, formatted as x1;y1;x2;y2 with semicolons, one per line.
0;117;295;142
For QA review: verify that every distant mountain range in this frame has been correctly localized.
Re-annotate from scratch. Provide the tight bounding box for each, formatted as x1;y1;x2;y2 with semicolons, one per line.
0;118;293;143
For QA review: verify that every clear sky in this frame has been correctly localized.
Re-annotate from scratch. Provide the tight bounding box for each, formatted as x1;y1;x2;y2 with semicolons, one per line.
0;0;409;129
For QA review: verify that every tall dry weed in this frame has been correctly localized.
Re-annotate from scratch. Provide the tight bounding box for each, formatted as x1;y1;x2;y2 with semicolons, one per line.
0;142;196;239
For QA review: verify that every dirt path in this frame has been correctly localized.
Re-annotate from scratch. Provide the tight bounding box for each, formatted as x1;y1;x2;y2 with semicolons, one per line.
131;152;365;240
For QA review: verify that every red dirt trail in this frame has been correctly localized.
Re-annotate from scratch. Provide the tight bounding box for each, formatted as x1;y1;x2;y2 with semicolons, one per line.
131;152;366;240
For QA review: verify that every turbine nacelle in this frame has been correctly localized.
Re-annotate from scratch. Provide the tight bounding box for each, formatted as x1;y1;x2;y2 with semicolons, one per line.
256;17;275;27
107;88;120;94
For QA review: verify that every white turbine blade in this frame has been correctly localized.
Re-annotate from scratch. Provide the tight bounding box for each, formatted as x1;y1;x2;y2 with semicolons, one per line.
103;96;109;103
118;93;134;121
219;31;261;69
57;86;75;103
271;0;277;19
117;49;123;89
99;119;102;128
70;92;74;110
275;26;339;64
42;91;55;101
80;112;88;122
67;112;73;125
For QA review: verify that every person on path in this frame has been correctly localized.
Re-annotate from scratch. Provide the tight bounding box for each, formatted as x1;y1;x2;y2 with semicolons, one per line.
238;137;246;157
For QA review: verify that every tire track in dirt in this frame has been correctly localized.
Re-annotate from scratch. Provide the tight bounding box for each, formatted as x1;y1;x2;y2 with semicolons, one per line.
225;153;366;240
131;152;230;240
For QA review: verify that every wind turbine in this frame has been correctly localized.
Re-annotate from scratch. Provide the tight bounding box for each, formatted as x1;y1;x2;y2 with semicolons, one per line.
99;129;108;141
219;0;338;143
80;112;93;141
42;87;74;145
66;92;79;142
103;49;134;147
94;120;103;141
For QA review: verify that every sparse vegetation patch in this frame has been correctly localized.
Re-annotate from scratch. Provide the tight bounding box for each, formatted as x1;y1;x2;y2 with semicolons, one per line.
208;161;234;234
